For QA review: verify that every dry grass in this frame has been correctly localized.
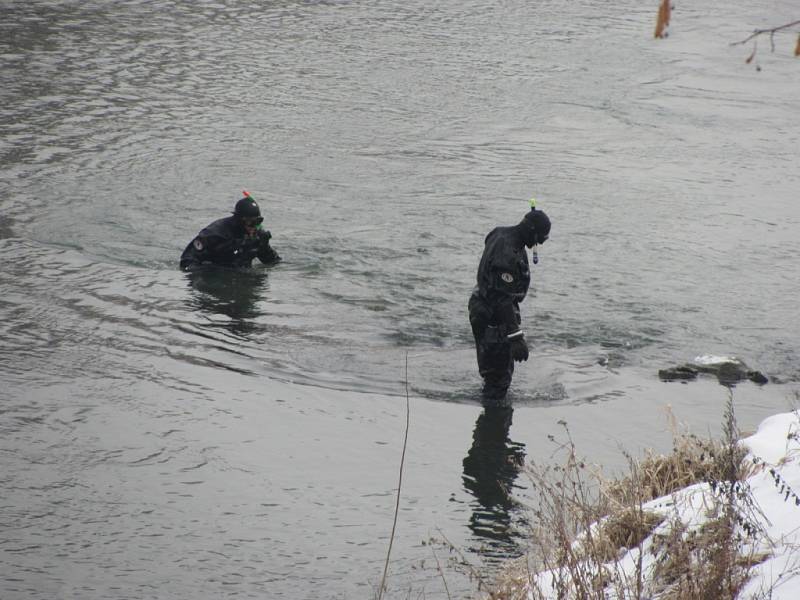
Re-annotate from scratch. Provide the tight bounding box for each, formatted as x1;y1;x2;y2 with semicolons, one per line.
489;396;772;600
589;508;665;563
649;512;769;600
601;419;755;511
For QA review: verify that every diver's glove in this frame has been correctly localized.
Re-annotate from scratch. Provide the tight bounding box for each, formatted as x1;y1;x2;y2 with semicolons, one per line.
255;230;271;251
508;331;529;362
256;229;281;264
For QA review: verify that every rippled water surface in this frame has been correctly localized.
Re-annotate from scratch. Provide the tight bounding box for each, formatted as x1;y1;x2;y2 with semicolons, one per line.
2;1;799;598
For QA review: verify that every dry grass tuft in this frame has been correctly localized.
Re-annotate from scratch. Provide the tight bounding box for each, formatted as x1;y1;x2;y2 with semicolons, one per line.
649;511;769;600
588;508;665;563
601;426;755;511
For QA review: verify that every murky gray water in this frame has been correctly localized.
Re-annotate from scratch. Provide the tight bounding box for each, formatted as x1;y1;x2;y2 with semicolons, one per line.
2;0;799;598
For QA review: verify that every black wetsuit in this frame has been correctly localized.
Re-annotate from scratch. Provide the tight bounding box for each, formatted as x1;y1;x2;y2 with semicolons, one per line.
180;216;280;271
468;226;531;399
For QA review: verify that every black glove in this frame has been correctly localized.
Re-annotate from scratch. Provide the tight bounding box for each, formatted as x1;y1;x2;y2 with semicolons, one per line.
509;335;529;362
256;230;281;264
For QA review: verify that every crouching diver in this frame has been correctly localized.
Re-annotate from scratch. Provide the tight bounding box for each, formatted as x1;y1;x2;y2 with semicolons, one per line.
468;200;551;401
180;191;281;271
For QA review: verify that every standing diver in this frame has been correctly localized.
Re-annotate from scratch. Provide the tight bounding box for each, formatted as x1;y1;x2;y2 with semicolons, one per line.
468;200;551;401
180;191;281;271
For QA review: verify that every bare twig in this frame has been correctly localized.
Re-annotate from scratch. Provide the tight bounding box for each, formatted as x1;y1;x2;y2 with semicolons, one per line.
434;528;492;592
430;545;452;600
377;352;412;600
731;19;800;51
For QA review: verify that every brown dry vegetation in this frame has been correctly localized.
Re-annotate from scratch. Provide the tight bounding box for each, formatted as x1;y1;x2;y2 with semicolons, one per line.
654;0;671;39
489;398;771;600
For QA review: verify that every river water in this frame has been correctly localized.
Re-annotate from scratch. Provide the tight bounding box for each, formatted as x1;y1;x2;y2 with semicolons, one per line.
1;1;798;598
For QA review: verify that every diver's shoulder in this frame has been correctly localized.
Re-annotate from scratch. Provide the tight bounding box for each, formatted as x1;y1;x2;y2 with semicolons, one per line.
485;225;515;244
200;215;237;236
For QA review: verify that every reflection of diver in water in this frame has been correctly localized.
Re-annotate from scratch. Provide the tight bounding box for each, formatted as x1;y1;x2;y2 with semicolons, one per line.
462;407;527;560
185;267;268;336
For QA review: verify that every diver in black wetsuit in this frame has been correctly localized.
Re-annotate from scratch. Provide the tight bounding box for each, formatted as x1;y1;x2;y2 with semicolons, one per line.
180;191;281;271
468;203;551;401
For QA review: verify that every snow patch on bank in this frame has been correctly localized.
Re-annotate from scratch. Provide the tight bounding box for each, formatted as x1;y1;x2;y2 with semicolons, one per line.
527;411;800;600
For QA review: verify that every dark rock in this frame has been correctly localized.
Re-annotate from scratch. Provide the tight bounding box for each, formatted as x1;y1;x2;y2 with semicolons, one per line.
659;357;768;386
747;370;768;385
717;362;748;385
658;365;698;381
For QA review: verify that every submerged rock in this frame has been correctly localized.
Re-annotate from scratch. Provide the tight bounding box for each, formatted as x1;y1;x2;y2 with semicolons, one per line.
659;356;768;386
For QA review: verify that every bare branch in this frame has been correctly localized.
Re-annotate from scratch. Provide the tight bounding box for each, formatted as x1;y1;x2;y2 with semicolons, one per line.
731;19;800;49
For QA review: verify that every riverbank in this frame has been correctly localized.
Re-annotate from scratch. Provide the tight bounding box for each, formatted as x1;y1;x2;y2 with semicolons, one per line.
489;404;800;599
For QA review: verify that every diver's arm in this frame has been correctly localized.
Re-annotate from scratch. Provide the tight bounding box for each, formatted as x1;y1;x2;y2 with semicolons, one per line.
256;230;281;264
